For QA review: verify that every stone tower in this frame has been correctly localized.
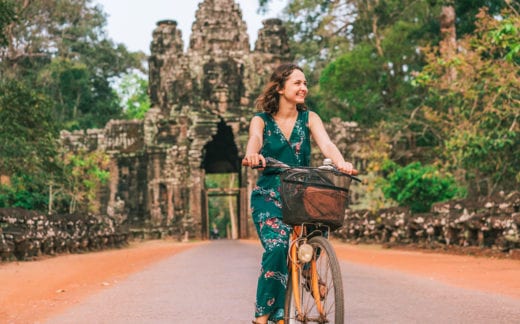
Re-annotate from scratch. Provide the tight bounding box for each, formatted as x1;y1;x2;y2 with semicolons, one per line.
62;0;293;239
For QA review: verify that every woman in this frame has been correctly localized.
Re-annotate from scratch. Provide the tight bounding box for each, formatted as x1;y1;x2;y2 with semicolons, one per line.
243;63;354;324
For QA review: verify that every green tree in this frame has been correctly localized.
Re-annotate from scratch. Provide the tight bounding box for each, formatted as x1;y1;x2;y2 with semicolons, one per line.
415;7;520;196
321;0;459;124
0;79;60;210
0;0;16;46
0;0;145;213
60;150;110;214
0;79;59;176
259;0;510;125
0;0;144;130
117;72;151;120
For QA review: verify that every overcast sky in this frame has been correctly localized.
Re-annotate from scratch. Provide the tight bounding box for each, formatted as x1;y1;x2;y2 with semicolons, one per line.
94;0;286;54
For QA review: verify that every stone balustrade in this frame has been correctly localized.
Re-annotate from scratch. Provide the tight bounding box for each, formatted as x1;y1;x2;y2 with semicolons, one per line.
335;191;520;258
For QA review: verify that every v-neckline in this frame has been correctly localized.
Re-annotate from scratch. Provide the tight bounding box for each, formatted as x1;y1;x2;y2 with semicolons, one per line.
272;112;298;143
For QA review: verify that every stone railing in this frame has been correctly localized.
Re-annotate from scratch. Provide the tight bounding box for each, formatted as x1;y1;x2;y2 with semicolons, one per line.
2;192;519;261
336;191;520;258
0;208;128;261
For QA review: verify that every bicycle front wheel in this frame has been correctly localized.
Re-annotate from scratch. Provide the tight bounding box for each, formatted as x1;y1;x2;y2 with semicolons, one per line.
284;236;344;323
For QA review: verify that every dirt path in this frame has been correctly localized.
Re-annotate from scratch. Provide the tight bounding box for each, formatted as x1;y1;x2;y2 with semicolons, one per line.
333;243;520;300
1;239;519;323
0;240;202;324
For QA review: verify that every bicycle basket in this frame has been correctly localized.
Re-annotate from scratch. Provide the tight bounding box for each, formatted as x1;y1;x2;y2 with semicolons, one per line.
280;168;351;230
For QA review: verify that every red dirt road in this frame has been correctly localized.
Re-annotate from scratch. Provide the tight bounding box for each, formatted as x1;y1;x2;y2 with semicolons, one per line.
333;243;520;300
1;240;519;323
0;240;200;324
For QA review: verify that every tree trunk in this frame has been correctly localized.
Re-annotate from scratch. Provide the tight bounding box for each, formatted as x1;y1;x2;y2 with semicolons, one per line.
440;2;457;83
366;0;384;57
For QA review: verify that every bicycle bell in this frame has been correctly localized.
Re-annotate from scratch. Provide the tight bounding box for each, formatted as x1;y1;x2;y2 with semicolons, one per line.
319;158;334;170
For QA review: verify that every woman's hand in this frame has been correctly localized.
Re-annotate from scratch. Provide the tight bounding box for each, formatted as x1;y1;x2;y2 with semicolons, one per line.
336;161;356;175
242;153;266;168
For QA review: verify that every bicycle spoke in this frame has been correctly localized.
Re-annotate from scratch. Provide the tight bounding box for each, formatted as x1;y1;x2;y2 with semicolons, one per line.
284;236;344;323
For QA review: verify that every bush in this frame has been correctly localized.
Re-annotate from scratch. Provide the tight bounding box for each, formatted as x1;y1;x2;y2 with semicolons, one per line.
381;161;464;213
0;174;48;210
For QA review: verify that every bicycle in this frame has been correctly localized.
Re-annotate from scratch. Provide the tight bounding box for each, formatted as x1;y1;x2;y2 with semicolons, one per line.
245;157;360;324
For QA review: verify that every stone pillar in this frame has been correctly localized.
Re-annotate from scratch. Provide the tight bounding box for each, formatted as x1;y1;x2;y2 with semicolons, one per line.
188;162;203;238
149;154;162;226
166;182;174;224
149;20;185;112
106;159;119;217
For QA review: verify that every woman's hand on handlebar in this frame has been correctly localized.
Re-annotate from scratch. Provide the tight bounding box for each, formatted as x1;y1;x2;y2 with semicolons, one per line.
336;161;358;176
242;153;266;168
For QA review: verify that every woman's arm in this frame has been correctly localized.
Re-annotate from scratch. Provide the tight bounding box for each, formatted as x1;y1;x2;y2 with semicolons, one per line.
243;115;266;167
309;111;354;174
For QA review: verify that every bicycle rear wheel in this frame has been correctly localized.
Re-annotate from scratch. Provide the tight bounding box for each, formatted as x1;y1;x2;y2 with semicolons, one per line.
284;236;344;323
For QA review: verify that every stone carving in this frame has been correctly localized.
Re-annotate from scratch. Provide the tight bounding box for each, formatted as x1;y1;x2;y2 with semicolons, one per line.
255;18;290;57
59;0;304;240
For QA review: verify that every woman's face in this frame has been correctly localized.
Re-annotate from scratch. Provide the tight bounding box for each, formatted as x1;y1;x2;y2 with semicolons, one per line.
279;69;307;105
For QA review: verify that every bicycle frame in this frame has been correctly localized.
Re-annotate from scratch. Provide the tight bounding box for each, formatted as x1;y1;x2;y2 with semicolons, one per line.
287;225;328;323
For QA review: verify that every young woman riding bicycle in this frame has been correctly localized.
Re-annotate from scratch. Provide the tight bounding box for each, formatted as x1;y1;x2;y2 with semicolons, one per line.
243;63;354;324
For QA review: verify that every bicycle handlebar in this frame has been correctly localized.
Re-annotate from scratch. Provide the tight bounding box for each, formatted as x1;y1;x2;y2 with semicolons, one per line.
241;157;361;179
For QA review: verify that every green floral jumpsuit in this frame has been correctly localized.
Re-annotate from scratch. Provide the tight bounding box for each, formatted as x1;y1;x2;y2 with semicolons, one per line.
251;110;311;321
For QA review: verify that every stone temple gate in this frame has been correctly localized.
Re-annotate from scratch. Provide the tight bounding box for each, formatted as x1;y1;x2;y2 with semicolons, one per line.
61;0;294;239
61;0;364;240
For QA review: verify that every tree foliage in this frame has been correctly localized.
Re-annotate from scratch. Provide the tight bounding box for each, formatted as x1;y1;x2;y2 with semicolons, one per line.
0;79;59;176
0;0;16;46
0;78;60;211
0;174;49;210
0;0;144;213
61;150;110;214
117;72;151;120
381;161;463;213
259;0;510;123
0;0;144;130
258;0;517;208
415;7;520;196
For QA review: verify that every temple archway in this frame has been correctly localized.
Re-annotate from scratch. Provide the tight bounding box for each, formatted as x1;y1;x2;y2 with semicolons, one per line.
201;119;245;239
202;120;239;174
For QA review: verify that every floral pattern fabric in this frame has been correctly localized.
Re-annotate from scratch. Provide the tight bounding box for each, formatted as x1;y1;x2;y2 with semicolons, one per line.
251;111;311;321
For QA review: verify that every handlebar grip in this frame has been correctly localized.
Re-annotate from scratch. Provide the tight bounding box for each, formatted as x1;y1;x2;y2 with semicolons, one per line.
241;158;265;169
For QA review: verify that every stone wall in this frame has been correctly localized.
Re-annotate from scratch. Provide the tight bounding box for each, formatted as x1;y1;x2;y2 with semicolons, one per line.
337;191;520;258
2;189;519;261
0;208;128;261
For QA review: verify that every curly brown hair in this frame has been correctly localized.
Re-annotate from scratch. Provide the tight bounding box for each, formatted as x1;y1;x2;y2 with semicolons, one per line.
254;63;308;114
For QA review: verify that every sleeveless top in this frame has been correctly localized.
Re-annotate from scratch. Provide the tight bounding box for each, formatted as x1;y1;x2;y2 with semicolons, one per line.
250;110;311;224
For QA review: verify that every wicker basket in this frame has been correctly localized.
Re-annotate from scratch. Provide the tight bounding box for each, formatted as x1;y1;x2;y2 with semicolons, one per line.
280;168;351;230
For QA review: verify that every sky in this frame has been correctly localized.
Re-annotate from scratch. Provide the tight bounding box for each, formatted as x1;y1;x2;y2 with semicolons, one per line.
94;0;286;54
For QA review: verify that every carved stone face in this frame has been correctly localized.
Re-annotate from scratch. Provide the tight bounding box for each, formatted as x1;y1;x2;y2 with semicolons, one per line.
202;59;244;111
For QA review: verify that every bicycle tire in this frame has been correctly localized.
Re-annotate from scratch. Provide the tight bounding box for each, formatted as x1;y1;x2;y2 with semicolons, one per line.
284;236;344;323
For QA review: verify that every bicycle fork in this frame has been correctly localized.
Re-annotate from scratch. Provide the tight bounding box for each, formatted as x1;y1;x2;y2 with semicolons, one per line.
289;230;326;322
